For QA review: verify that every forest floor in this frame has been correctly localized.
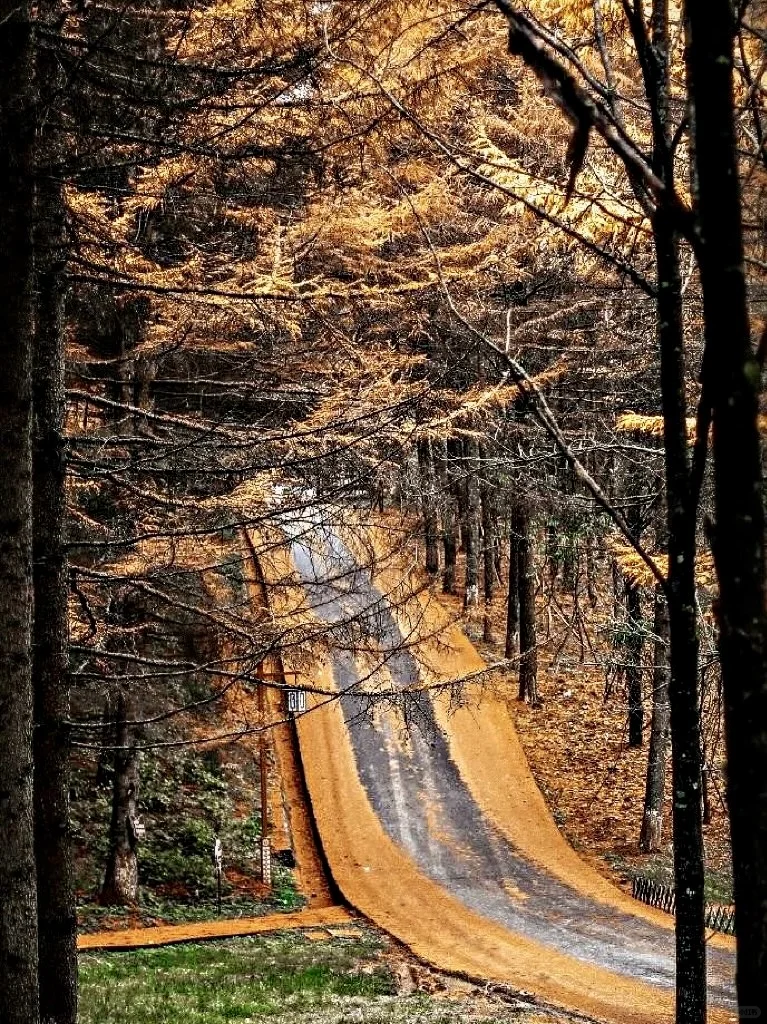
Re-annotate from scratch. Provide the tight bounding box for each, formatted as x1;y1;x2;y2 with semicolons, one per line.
79;921;588;1024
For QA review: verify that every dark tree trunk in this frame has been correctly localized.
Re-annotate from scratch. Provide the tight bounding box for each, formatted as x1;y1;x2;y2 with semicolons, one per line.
656;195;707;1024
637;4;708;1018
686;0;767;1010
417;439;440;576
478;443;497;641
101;694;140;905
640;587;671;852
442;506;458;594
625;578;644;747
32;14;78;1016
516;503;538;705
505;518;520;659
438;443;458;594
463;441;481;610
0;2;40;1020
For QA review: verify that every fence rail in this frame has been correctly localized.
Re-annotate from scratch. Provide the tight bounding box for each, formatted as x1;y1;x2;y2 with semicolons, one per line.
631;876;736;936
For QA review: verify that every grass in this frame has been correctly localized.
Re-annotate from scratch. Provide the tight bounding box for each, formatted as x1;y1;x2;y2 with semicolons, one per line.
79;930;396;1024
78;927;572;1024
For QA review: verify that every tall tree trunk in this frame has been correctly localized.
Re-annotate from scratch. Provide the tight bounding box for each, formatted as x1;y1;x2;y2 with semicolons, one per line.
0;1;40;1019
625;578;644;747
516;503;538;705
32;11;78;1017
101;693;140;905
505;517;520;659
438;443;458;594
686;0;767;1010
638;4;708;1018
417;439;440;576
463;440;481;610
656;196;706;1024
478;443;497;641
640;586;671;852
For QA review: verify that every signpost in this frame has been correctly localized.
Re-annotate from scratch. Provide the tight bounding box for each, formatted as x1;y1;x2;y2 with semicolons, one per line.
213;836;223;914
260;837;271;887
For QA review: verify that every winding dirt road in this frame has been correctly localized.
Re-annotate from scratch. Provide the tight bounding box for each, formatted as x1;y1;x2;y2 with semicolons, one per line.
273;517;737;1024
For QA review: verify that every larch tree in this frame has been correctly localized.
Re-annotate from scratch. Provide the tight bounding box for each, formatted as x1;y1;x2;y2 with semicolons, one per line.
0;0;41;1021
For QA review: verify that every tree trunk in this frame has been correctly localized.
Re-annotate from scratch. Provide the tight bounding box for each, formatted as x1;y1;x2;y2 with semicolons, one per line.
505;518;520;659
438;443;458;594
442;504;458;594
625;577;644;747
478;443;497;641
417;439;440;576
639;4;707;1018
101;694;140;905
640;586;671;852
463;441;481;610
686;1;767;1010
516;503;538;705
32;15;78;1016
656;200;707;1024
0;1;40;1019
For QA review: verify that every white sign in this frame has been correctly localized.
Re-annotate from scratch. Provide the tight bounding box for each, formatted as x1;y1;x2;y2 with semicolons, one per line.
286;689;306;714
261;837;272;885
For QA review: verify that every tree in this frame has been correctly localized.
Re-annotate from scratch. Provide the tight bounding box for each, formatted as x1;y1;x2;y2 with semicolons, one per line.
515;501;539;705
685;0;767;1010
100;692;140;905
0;0;40;1020
32;3;78;1019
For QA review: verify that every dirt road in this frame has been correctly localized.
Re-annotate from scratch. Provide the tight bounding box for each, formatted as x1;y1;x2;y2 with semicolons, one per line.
78;906;352;951
280;517;737;1024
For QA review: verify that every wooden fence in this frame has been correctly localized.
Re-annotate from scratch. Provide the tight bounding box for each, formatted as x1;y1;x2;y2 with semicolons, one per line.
632;876;736;936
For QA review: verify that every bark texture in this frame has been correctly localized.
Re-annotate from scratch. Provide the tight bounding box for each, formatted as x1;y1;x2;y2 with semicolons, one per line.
686;0;767;1012
0;2;40;1018
32;16;78;1014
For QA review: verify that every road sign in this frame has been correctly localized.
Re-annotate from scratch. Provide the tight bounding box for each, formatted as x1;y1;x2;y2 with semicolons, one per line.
286;689;306;714
261;837;272;886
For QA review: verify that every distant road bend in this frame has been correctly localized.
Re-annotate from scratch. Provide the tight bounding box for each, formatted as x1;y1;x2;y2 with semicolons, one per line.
277;514;737;1024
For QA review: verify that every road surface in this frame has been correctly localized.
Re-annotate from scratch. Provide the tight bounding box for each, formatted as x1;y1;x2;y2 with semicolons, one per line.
279;515;737;1024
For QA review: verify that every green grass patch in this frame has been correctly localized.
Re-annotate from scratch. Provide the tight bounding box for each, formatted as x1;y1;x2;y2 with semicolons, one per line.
79;931;396;1024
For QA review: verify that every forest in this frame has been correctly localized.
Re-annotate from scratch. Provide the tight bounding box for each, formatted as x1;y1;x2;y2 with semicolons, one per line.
0;1;765;1024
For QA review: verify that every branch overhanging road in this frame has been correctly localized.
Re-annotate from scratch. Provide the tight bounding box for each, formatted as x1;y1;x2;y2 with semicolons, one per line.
279;514;736;1024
